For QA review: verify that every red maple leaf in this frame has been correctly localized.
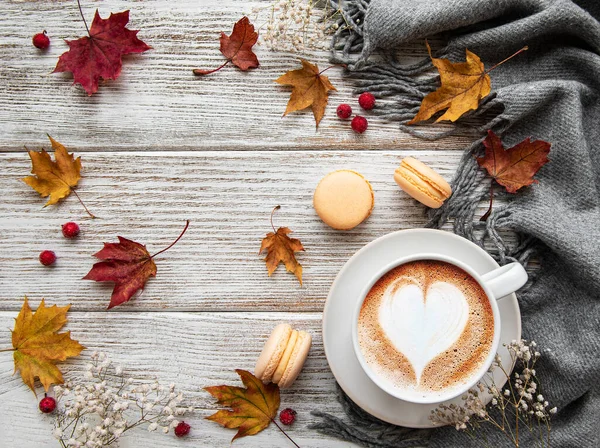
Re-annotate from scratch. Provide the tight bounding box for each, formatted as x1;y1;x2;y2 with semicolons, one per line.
477;130;550;220
193;16;259;75
53;9;151;95
83;221;189;309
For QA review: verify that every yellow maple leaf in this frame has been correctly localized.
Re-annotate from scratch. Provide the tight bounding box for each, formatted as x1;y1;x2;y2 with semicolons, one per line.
275;59;337;127
22;135;82;206
11;297;84;393
205;369;280;441
408;42;491;124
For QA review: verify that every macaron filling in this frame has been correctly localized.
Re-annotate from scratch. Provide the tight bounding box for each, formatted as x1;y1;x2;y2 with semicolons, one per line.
272;330;299;384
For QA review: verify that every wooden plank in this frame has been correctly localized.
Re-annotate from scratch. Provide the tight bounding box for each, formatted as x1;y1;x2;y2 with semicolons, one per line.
0;149;499;312
0;310;362;447
0;0;474;152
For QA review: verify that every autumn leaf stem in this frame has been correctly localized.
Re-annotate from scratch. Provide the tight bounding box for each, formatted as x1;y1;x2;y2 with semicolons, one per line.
76;0;90;35
270;418;301;448
0;348;15;353
193;60;230;76
270;205;281;233
480;178;494;222
318;65;340;75
150;220;190;259
485;46;528;75
71;189;96;219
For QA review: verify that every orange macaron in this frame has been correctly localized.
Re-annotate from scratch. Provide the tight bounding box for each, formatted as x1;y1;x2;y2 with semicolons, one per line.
394;157;452;208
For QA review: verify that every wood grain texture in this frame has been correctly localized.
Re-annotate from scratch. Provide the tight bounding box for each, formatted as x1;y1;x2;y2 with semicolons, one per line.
0;0;475;152
0;1;498;446
0;311;361;447
0;150;502;312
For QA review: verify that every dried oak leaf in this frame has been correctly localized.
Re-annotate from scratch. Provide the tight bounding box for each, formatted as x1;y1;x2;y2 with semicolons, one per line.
260;207;304;285
11;297;85;393
477;130;551;193
53;10;151;95
22;135;81;207
205;369;280;442
83;221;190;309
408;41;491;124
275;59;337;127
193;16;259;75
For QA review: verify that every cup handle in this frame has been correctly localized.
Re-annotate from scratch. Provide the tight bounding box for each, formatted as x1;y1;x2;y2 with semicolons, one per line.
480;262;528;300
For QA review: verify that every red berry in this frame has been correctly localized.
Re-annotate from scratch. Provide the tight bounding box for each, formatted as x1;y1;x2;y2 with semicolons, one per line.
358;92;376;110
336;103;352;119
62;222;80;238
279;408;297;426
32;31;50;50
174;421;191;437
351;115;368;134
39;250;56;266
39;395;56;413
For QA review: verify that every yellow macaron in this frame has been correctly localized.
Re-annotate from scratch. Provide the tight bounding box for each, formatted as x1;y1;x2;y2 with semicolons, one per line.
394;157;452;208
255;323;312;389
313;170;374;230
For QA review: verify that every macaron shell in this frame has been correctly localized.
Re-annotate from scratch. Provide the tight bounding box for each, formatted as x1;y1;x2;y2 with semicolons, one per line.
278;331;312;389
255;323;292;384
272;330;299;384
313;170;374;230
394;158;452;209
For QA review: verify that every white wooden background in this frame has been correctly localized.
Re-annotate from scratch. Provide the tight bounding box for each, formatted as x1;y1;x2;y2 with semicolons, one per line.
0;1;484;446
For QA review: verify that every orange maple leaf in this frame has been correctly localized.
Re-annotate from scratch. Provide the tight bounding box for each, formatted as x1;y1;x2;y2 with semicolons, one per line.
275;59;337;127
409;43;527;124
22;135;95;218
259;207;304;285
11;297;85;393
204;369;280;442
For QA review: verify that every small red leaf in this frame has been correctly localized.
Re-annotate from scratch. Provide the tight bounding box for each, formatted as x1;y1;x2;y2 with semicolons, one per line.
53;10;151;95
193;16;258;75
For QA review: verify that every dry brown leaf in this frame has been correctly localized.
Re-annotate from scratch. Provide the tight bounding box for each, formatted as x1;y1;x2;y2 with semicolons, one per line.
259;206;304;285
275;59;336;127
477;130;551;220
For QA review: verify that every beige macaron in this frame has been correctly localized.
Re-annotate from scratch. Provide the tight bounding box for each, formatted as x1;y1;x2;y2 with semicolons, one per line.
313;170;374;230
394;157;452;208
255;323;312;389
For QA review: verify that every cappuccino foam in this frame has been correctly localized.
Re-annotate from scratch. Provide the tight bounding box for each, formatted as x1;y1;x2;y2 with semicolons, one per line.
358;260;494;400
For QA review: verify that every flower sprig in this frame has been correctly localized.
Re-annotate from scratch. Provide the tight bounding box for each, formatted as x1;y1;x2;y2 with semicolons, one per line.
51;352;192;447
430;339;557;447
252;0;343;52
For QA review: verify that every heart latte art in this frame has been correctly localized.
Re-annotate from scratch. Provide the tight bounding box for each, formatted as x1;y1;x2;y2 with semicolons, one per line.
358;260;494;400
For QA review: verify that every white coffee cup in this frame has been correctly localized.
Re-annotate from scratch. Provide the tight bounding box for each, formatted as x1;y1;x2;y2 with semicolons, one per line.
351;253;528;404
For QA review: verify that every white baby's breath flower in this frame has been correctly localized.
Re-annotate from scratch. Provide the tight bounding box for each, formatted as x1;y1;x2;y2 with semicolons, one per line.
148;422;158;432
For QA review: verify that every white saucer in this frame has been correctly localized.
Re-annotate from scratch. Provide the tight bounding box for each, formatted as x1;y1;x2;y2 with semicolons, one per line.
322;229;521;428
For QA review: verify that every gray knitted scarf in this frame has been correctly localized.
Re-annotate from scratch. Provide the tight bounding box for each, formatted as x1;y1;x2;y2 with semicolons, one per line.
310;1;600;446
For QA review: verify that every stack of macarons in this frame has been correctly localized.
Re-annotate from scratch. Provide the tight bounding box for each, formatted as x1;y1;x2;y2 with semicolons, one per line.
255;324;312;389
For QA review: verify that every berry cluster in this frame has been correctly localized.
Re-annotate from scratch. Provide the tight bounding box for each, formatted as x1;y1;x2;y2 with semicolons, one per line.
39;222;80;267
336;92;376;134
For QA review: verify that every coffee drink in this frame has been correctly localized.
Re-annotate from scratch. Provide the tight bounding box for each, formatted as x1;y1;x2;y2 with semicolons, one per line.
357;260;494;401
